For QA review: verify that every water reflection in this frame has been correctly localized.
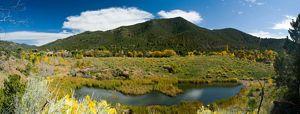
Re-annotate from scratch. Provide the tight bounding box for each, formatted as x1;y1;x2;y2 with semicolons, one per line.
75;84;242;105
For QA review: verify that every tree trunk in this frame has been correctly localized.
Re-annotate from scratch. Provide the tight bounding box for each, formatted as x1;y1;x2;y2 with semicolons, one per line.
258;86;265;114
297;82;300;99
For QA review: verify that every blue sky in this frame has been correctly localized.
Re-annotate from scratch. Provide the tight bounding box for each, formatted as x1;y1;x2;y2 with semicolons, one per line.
0;0;299;46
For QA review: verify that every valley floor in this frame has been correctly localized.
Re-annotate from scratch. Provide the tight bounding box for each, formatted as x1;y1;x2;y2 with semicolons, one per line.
0;55;279;113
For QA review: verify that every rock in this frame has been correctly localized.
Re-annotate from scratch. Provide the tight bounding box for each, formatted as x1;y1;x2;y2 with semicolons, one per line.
120;70;130;78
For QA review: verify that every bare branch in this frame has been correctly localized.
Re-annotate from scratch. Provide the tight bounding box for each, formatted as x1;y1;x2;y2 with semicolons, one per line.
257;80;266;114
0;0;24;24
0;19;26;23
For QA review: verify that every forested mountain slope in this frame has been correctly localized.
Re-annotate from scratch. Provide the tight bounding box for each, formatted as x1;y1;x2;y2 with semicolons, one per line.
41;17;285;52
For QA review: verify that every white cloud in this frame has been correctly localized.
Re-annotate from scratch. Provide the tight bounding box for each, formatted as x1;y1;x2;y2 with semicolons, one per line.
272;15;296;30
3;8;204;46
249;31;285;38
256;2;264;5
0;31;74;46
1;7;153;46
158;9;203;24
245;0;256;3
63;7;154;32
244;0;264;6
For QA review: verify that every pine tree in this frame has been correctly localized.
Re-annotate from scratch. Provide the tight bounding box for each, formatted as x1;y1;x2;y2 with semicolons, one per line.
274;13;300;103
288;14;300;99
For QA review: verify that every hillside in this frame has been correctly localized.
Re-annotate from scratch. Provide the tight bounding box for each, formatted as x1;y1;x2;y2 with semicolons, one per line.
40;17;285;52
0;40;35;51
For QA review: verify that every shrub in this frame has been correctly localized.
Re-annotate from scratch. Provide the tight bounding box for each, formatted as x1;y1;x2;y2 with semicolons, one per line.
248;99;257;111
1;74;25;113
44;95;117;114
55;50;71;57
15;77;50;113
39;62;54;77
162;63;181;73
83;50;95;57
75;54;83;59
127;52;134;57
0;89;4;112
188;52;195;56
75;60;92;69
263;50;277;61
71;50;83;59
136;51;144;57
94;50;112;57
148;49;176;57
149;51;162;57
14;77;117;114
162;49;177;57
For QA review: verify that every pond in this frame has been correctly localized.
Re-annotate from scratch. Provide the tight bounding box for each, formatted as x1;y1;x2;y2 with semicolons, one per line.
74;84;243;106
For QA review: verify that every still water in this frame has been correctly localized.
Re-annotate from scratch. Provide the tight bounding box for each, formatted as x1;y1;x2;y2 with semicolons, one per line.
75;84;242;105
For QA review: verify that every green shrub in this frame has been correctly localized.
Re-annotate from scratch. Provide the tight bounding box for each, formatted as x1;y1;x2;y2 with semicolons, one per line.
94;50;112;57
1;74;25;113
0;89;4;112
248;99;257;111
127;51;134;57
163;63;181;73
136;51;144;57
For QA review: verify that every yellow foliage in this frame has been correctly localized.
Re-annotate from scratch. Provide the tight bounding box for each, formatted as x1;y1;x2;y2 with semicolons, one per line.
149;49;176;57
44;95;117;114
188;52;195;56
263;50;277;61
149;51;162;57
162;49;177;57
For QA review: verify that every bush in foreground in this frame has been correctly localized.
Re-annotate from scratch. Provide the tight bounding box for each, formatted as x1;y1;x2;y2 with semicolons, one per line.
14;77;117;114
1;74;25;113
44;95;117;114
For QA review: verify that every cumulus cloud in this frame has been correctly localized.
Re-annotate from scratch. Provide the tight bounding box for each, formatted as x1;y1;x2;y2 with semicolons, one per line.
272;15;296;30
3;8;205;46
63;7;154;32
158;9;203;24
249;31;285;38
0;31;74;46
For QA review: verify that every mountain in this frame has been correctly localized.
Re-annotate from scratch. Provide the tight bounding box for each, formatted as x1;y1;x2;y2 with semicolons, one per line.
40;17;286;53
0;40;35;51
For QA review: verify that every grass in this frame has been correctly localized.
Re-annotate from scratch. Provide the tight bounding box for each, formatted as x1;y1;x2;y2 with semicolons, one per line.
0;55;277;113
45;55;274;113
71;56;274;79
0;72;8;88
119;101;203;114
20;55;273;81
214;87;249;109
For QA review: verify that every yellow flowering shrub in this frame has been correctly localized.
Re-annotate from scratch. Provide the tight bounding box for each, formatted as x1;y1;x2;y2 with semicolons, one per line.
43;95;117;114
